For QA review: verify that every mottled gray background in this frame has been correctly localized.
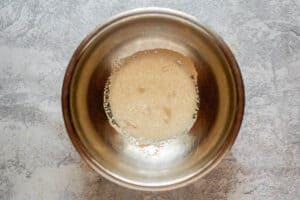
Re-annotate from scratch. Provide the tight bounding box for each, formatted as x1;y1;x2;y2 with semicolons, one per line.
0;0;299;199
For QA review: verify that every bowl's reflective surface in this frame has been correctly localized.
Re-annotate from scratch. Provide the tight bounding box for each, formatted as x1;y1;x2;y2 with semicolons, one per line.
62;8;244;191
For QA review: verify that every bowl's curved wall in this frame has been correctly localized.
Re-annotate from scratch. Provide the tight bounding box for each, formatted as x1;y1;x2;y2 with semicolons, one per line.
62;8;244;191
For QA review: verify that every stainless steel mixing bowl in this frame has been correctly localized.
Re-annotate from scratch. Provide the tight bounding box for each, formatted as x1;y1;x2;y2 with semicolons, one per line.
62;8;244;191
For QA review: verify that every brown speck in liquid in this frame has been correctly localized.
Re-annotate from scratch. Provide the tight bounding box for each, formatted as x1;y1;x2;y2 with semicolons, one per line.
137;87;145;93
168;90;176;99
163;107;171;123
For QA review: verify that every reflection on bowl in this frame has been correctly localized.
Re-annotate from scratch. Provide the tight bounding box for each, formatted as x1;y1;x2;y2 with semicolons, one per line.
62;8;244;191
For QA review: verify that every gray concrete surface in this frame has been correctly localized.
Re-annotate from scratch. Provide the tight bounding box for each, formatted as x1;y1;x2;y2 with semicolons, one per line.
0;0;299;199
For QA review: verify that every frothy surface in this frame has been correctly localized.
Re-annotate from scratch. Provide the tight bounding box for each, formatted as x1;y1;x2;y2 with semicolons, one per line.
104;49;199;141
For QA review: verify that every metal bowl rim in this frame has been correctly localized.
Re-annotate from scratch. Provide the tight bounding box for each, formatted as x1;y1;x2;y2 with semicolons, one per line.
61;7;245;191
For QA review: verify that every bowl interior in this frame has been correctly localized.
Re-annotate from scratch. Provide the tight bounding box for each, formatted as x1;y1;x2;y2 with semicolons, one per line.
64;10;243;190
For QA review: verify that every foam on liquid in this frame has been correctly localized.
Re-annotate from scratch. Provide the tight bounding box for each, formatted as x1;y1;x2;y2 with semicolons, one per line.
104;49;199;141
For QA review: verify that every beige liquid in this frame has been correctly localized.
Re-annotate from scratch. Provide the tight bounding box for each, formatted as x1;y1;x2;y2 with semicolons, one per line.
104;49;199;141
